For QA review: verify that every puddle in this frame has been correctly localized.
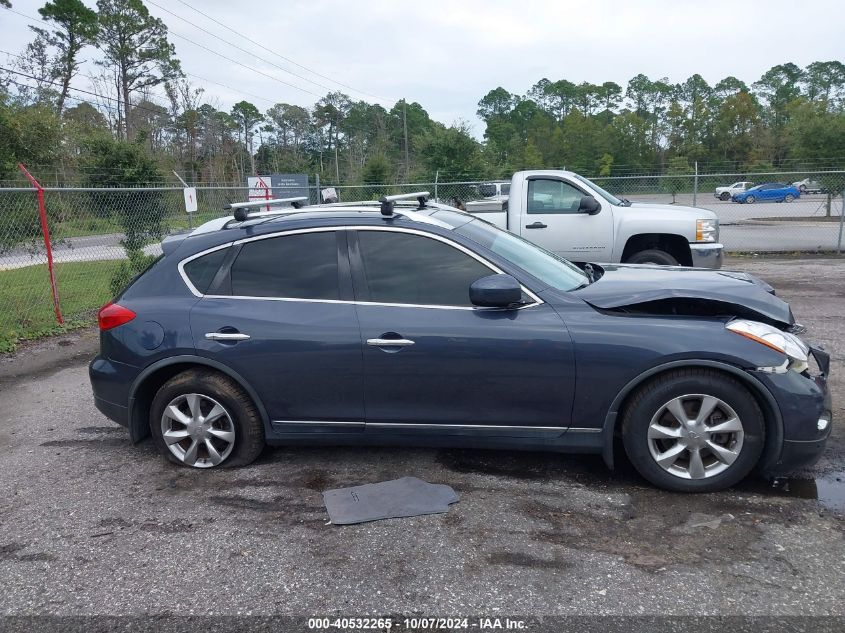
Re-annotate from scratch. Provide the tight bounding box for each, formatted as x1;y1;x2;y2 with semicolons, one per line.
737;472;845;513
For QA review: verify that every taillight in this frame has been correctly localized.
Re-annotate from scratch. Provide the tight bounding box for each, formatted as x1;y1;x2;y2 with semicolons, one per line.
98;302;136;331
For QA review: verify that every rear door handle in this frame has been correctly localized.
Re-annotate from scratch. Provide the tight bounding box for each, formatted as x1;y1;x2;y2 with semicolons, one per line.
525;221;547;229
367;338;415;347
205;332;250;341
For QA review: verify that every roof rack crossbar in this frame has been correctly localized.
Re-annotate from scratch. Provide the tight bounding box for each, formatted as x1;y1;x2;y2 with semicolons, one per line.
225;196;309;221
378;191;430;216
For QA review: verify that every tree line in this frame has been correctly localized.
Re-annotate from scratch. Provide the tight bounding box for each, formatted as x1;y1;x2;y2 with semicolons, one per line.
1;0;844;188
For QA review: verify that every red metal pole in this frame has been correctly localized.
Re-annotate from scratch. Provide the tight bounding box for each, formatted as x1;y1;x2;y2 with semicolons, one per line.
18;163;63;325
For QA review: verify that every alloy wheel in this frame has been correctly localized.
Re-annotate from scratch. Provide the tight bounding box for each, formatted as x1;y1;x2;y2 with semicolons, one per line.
647;394;744;480
160;393;236;468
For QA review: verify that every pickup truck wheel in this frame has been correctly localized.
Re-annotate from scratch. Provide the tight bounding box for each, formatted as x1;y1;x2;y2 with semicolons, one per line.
622;369;765;492
719;192;731;201
626;249;679;266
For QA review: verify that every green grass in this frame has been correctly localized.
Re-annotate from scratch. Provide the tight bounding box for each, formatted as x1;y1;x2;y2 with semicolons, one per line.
0;260;122;353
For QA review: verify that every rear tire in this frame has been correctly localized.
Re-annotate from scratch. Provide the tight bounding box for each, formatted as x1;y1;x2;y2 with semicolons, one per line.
626;249;679;266
784;194;795;202
744;195;755;204
150;369;265;469
622;369;765;492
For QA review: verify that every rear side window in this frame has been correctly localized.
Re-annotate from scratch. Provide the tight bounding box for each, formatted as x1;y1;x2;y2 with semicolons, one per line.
230;232;339;300
183;248;228;294
357;231;492;306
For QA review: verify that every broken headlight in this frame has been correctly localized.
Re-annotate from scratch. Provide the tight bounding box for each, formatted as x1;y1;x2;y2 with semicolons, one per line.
726;319;809;373
696;218;719;242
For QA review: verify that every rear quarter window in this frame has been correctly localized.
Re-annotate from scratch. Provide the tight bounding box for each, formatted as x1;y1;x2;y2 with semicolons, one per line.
183;247;228;294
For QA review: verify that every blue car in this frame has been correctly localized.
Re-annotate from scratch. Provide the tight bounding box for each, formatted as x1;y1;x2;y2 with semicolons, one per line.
732;183;800;204
89;194;832;492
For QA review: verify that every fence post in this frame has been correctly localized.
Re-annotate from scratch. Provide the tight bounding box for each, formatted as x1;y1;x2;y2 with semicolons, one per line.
435;169;439;202
693;162;698;207
18;163;63;326
315;173;321;203
837;191;844;254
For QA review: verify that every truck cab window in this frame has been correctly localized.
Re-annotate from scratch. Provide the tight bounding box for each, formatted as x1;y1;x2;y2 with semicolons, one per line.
527;179;584;214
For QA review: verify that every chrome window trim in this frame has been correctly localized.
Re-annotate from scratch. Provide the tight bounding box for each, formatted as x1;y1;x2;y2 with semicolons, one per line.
177;225;544;309
178;242;235;298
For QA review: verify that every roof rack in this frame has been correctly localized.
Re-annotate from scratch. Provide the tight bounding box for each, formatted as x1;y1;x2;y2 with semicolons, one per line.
379;191;430;216
225;197;309;222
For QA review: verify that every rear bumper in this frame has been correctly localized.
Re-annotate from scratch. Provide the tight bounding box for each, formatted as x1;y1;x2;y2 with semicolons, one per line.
94;396;129;427
689;242;724;269
89;355;136;427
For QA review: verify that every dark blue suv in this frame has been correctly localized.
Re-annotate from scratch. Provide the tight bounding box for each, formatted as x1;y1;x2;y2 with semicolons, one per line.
89;195;832;492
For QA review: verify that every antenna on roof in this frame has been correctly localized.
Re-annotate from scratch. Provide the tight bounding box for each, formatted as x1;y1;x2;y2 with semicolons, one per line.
378;191;430;216
225;197;309;222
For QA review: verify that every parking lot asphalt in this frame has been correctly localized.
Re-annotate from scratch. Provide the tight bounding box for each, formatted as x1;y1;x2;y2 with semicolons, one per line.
1;257;844;618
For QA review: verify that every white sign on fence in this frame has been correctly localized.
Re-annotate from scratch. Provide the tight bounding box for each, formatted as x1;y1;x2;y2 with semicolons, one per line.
183;187;198;213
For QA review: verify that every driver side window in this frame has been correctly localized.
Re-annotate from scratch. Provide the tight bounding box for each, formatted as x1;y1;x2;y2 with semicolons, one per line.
527;179;584;214
357;231;494;307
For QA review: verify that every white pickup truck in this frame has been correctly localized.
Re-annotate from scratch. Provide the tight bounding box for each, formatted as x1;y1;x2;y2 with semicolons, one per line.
714;181;754;201
463;170;724;268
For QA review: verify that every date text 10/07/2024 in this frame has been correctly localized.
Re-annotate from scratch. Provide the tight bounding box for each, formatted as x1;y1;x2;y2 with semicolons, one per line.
307;617;528;630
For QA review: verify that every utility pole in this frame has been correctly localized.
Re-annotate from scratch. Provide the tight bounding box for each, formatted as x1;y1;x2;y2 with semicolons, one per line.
403;99;410;180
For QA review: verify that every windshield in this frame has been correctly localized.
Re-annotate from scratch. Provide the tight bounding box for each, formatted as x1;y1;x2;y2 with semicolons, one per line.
455;218;588;292
572;173;625;206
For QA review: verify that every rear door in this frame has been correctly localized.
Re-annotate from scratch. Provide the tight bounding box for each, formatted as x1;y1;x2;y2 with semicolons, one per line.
518;176;614;262
187;229;364;428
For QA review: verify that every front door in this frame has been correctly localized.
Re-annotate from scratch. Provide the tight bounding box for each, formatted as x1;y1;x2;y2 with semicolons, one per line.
349;228;575;435
189;229;363;426
519;177;615;262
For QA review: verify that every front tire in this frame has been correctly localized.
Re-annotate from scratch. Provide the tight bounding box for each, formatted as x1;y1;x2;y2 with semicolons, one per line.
719;192;731;201
784;194;795;202
150;369;265;469
622;369;764;492
626;249;679;266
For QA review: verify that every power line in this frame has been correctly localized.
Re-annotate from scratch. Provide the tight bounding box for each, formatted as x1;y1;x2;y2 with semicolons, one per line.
0;8;308;108
166;28;322;99
146;0;336;94
172;0;392;103
1;65;176;118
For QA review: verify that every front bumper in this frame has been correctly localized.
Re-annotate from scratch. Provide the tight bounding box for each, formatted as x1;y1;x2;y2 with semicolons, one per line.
755;346;833;475
689;242;724;269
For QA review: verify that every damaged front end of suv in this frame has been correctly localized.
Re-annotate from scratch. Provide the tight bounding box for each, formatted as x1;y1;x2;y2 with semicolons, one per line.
569;263;832;477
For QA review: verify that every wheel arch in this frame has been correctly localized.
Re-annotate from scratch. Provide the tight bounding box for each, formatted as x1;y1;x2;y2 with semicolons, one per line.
600;360;783;471
621;233;692;266
127;355;270;443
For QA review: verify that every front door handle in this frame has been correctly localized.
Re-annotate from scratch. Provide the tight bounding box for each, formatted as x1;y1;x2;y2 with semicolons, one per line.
205;332;250;341
367;338;415;347
525;221;547;229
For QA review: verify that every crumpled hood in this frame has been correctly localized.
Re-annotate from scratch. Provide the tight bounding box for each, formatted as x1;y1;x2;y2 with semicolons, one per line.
573;263;794;327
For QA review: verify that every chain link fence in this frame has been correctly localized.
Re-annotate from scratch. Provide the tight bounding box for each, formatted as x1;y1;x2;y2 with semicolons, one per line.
1;171;844;351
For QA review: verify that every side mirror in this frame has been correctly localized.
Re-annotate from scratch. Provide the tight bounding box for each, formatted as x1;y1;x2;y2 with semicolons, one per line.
579;195;601;215
469;274;523;308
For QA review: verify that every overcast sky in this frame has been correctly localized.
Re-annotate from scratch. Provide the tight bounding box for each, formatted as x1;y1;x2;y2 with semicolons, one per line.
3;0;844;136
